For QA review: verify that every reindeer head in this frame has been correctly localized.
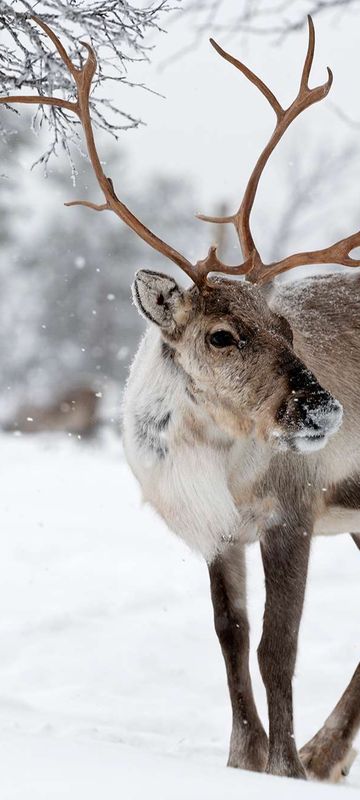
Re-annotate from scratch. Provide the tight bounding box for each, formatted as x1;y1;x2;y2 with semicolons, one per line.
133;270;342;452
1;17;356;452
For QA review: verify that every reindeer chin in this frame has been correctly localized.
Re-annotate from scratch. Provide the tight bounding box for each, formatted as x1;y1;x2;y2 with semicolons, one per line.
270;429;330;454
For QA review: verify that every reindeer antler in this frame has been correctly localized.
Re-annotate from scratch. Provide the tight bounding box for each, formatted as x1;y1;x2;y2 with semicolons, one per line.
1;15;360;287
1;15;251;288
198;15;360;283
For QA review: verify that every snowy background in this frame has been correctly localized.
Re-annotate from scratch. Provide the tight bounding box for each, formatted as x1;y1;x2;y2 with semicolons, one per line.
0;0;359;796
2;0;360;419
0;433;359;797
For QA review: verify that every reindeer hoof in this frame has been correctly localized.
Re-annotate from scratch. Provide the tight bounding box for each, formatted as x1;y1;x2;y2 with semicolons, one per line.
338;748;357;781
300;736;358;782
227;730;268;773
265;757;307;779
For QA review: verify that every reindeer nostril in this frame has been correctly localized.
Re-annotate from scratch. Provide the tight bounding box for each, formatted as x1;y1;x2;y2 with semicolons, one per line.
277;389;342;435
275;400;288;424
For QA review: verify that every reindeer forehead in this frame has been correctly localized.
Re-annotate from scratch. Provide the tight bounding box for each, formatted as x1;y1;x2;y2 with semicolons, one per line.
193;282;268;323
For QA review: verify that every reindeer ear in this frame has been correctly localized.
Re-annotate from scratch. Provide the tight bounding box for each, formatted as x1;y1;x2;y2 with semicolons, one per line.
132;270;190;336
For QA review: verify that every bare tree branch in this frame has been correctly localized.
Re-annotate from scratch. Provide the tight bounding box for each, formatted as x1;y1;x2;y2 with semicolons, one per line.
0;0;176;172
183;0;360;39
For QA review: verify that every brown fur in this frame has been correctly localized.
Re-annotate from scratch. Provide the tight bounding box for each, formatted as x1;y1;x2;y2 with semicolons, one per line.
131;268;360;780
185;274;360;778
300;664;360;781
209;547;268;772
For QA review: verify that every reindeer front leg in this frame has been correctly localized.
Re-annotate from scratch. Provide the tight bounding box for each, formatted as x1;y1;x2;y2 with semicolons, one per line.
209;544;268;772
258;524;311;779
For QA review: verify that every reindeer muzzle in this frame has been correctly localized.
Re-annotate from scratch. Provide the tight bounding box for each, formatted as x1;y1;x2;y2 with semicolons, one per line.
274;372;343;454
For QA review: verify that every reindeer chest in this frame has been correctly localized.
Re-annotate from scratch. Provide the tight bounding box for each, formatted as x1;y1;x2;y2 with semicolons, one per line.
124;342;277;561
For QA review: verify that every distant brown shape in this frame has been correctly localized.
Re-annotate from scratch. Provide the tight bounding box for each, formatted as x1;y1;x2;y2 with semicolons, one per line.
4;387;100;436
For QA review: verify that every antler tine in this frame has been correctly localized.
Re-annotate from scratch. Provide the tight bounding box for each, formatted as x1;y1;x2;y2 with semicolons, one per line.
198;15;333;275
300;14;315;91
195;245;254;285
33;17;97;98
299;15;332;96
209;38;283;120
78;41;97;93
254;231;360;286
297;16;333;105
32;16;79;81
196;39;283;231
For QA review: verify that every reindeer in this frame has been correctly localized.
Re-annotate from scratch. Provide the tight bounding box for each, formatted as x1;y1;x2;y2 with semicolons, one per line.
2;15;359;783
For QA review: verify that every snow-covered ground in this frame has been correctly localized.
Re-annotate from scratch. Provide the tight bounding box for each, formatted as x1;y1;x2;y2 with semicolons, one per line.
0;433;358;798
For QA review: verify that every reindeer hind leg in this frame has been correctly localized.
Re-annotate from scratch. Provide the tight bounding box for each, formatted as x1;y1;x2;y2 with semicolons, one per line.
301;534;359;781
300;663;360;782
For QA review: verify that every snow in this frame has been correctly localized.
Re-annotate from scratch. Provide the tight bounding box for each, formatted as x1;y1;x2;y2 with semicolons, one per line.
0;433;359;798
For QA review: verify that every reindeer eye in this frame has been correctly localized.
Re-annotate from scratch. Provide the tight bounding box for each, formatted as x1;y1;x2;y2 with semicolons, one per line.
209;330;236;348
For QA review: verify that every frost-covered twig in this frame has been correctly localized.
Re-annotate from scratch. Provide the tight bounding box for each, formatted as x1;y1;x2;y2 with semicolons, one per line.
0;0;175;171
